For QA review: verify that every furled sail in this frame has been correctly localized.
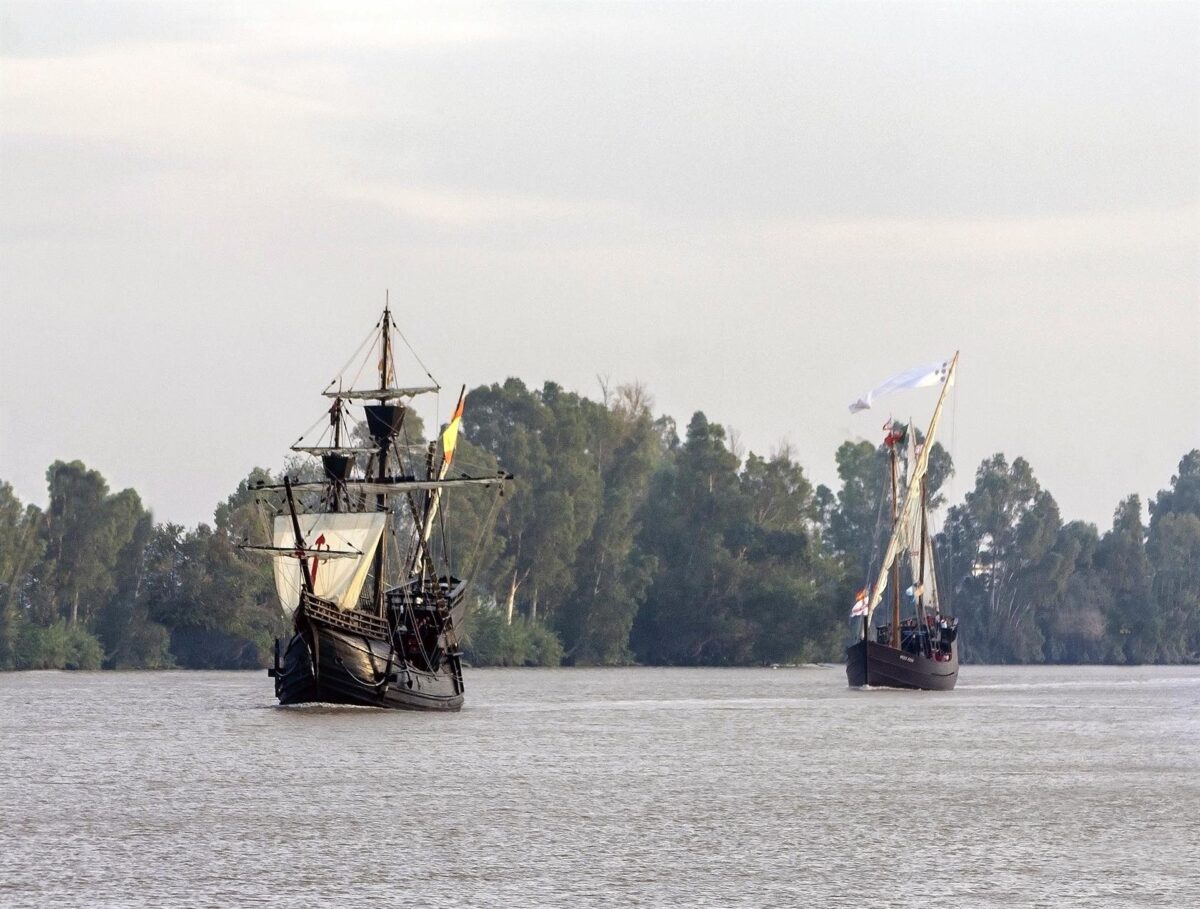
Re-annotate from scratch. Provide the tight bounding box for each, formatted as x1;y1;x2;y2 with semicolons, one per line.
255;474;511;497
272;512;387;616
322;386;439;401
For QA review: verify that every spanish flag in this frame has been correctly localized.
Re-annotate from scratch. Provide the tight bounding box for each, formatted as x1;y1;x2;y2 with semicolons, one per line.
441;386;466;469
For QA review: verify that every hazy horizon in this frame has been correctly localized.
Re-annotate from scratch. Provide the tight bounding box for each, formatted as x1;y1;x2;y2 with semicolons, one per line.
2;1;1197;530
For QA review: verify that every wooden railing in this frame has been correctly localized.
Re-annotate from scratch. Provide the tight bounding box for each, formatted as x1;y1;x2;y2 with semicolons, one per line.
300;593;391;642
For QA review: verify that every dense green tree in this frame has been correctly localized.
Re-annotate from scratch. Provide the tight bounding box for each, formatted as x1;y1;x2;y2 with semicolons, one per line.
633;414;846;665
35;461;147;629
0;484;44;669
464;379;604;629
1149;450;1200;532
560;384;661;664
138;522;280;668
827;440;886;577
1145;450;1200;660
1147;512;1200;661
96;510;156;667
632;412;750;664
939;455;1060;662
1036;522;1113;663
3;395;1198;671
1095;496;1156;662
737;448;844;662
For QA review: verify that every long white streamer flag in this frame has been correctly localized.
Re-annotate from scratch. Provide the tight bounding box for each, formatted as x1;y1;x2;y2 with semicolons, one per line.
849;358;952;413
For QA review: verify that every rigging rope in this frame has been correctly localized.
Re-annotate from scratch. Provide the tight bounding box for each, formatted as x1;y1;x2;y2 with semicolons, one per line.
322;316;382;395
388;309;439;387
863;453;893;603
460;485;505;595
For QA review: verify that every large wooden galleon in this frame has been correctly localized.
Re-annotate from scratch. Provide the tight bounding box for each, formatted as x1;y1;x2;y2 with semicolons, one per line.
246;305;510;710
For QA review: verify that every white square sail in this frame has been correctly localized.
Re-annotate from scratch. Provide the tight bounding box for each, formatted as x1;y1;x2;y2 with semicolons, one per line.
272;512;387;616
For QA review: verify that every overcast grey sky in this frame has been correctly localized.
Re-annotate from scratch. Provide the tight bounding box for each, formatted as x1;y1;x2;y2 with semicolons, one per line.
1;1;1197;530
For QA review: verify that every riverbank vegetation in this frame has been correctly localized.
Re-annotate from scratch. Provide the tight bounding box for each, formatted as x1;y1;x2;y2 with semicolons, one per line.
2;379;1197;669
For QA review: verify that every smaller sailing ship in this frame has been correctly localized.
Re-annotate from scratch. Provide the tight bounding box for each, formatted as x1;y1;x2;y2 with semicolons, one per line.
845;353;960;690
245;304;510;710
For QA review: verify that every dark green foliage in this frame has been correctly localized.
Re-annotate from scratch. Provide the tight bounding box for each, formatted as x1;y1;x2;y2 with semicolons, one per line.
462;379;662;664
632;414;843;665
936;452;1200;665
1146;453;1200;661
558;384;661;664
0;466;282;670
939;454;1061;662
0;482;44;669
13;619;104;670
2;400;1197;670
1149;451;1200;532
459;604;564;667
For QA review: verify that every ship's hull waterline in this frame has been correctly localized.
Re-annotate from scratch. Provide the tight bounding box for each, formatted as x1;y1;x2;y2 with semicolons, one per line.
272;628;465;711
845;638;959;691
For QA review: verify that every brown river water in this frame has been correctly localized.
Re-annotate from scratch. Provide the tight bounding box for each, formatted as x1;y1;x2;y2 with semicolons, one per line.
2;665;1197;907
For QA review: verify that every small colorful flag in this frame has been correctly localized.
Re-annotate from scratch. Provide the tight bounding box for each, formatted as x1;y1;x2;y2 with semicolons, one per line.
441;386;467;469
850;588;869;617
883;420;908;448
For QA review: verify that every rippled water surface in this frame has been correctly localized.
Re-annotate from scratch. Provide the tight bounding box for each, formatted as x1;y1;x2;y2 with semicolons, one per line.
2;665;1198;907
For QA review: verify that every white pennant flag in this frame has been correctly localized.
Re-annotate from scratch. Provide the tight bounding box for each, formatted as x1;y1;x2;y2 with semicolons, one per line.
849;359;952;414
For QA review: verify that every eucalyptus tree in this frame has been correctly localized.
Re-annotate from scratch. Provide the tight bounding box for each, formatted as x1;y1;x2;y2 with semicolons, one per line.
560;383;661;664
736;449;844;664
1140;451;1200;661
632;412;752;664
939;454;1061;662
464;379;605;630
1149;450;1200;532
1095;496;1156;662
0;483;44;668
1147;511;1200;661
34;461;148;630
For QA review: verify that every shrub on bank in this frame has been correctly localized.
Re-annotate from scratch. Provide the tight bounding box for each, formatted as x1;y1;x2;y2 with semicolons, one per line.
461;605;564;667
11;619;104;670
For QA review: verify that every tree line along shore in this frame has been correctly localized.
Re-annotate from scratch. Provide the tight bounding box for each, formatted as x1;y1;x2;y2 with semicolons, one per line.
2;378;1198;671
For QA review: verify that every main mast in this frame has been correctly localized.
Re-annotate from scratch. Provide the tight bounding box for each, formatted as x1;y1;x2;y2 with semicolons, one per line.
370;305;396;616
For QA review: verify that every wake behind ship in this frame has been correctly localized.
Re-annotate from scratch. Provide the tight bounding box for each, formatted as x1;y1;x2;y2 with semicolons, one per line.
245;305;510;710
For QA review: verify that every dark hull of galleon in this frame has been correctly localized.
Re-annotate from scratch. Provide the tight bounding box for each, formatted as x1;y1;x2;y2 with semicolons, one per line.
271;626;465;711
845;638;958;691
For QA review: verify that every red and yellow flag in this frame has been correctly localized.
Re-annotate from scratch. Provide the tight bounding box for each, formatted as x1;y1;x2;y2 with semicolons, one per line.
441;387;466;469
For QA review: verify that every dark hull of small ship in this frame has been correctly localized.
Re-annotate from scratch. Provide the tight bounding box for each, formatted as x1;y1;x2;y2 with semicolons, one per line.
271;627;464;711
846;639;958;691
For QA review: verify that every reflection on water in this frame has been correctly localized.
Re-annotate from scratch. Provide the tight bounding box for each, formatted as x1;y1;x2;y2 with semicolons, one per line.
2;665;1197;908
